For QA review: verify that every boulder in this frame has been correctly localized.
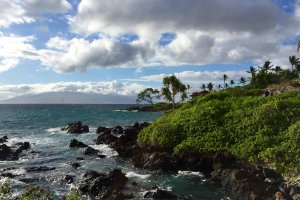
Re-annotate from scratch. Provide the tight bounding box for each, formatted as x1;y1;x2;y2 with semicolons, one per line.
132;152;177;172
0;144;15;160
64;175;75;184
25;166;56;173
71;162;81;168
112;126;123;134
144;187;191;200
69;139;88;148
96;126;109;134
84;147;105;158
62;121;89;134
94;131;118;145
78;169;128;199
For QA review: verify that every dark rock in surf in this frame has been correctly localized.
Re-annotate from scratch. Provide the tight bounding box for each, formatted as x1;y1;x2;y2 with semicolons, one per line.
71;162;81;168
64;175;75;184
78;169;128;199
84;147;105;158
112;126;123;134
69;139;88;148
144;187;191;200
96;126;110;134
62;121;89;134
25;166;56;173
94;131;118;145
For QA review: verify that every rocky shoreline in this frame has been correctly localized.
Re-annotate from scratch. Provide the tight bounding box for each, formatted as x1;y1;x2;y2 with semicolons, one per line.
1;121;299;199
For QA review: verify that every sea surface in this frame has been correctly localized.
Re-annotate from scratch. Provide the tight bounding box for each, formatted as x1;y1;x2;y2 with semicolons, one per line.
0;104;229;199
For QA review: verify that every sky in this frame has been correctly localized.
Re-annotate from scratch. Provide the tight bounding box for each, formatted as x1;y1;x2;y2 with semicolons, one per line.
0;0;299;101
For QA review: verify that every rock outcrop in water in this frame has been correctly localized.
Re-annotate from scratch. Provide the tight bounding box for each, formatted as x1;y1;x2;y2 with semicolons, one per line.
78;169;128;200
144;186;191;200
92;121;297;200
69;139;88;148
0;141;30;161
61;121;89;134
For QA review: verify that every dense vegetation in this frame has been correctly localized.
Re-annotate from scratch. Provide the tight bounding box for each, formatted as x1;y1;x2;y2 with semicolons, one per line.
138;87;300;175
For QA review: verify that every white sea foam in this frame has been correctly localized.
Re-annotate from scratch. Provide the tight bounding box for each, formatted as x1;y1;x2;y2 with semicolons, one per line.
126;171;151;180
178;171;204;177
89;144;118;157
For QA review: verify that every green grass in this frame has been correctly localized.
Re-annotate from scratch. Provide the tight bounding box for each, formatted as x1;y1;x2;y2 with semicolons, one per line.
138;89;300;175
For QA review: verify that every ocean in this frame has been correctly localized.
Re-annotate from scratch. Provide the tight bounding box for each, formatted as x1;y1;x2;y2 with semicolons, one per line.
0;104;229;199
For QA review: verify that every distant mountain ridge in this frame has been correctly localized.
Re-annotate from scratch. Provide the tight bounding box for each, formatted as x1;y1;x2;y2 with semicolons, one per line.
0;92;136;104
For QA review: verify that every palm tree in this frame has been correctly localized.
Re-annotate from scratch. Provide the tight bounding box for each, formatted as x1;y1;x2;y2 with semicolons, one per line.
217;84;222;91
298;39;300;52
201;84;206;91
289;55;299;71
259;61;273;73
273;66;282;74
220;74;228;88
230;80;235;87
240;77;247;86
207;82;213;92
246;66;257;78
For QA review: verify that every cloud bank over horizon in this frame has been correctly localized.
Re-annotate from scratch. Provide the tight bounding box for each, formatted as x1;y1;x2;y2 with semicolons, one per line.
0;0;299;73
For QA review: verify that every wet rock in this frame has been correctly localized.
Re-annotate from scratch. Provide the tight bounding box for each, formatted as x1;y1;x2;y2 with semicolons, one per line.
219;167;280;200
94;130;118;145
78;169;128;199
69;139;88;148
25;166;56;173
64;175;75;184
112;126;123;134
0;172;16;178
0;144;15;160
76;157;85;161
97;154;106;159
0;136;8;143
132;152;177;172
62;121;89;134
71;162;81;168
84;147;100;156
19;178;39;184
144;187;191;200
15;142;30;154
96;126;109;134
213;151;235;171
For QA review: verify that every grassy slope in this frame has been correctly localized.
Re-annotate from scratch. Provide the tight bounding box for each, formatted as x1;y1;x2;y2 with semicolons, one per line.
138;87;300;174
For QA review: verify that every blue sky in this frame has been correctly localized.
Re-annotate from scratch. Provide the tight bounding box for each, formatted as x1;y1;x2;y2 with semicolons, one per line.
0;0;299;100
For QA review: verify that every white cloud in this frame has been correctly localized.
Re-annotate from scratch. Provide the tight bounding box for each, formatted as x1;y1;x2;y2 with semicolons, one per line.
0;0;71;27
65;0;300;70
0;81;147;101
141;70;250;88
0;58;19;73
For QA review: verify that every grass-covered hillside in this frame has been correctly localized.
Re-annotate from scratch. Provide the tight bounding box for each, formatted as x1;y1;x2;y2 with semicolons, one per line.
138;87;300;175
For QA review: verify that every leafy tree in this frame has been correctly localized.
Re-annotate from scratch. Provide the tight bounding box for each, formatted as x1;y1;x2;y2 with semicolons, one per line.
161;75;185;108
220;74;228;88
207;82;213;91
289;55;299;71
136;88;160;105
246;66;257;78
240;77;247;86
201;84;206;91
179;84;188;102
259;61;273;73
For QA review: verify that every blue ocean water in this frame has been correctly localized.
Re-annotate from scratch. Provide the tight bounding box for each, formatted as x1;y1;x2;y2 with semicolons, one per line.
0;104;229;199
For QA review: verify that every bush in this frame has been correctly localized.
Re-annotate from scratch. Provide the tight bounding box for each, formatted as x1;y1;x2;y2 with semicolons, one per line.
138;91;300;174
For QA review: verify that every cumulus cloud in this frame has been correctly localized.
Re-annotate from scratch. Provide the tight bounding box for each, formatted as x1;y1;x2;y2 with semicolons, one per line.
141;70;250;88
0;58;19;73
0;0;71;27
0;81;147;101
42;36;155;73
65;0;300;70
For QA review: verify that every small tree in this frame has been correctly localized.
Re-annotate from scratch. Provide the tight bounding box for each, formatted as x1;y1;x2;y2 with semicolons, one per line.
207;82;213;92
220;74;228;88
259;61;273;73
179;84;188;102
230;80;235;87
161;75;185;108
289;55;300;71
246;66;257;78
218;84;222;91
201;84;206;91
240;77;247;86
136;88;160;105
